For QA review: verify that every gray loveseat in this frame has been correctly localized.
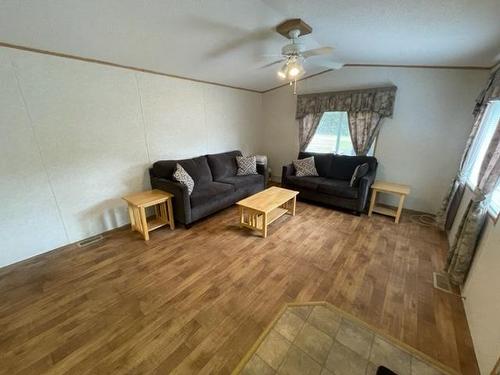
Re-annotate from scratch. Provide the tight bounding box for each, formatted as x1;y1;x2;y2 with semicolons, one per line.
282;152;377;215
149;150;265;225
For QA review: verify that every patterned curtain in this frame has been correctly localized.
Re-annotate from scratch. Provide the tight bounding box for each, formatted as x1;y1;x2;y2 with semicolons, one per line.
435;111;485;230
347;111;382;155
444;67;500;285
295;86;397;153
447;123;500;284
436;67;500;230
298;113;323;151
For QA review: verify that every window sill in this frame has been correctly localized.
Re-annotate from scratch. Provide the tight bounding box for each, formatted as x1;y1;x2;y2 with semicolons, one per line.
487;208;499;224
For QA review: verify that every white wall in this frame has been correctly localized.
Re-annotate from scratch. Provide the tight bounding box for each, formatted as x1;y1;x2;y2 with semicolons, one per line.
262;67;488;213
462;216;500;375
0;46;262;267
448;188;500;374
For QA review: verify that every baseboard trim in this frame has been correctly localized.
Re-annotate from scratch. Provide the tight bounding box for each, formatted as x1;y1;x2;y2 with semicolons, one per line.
0;223;131;274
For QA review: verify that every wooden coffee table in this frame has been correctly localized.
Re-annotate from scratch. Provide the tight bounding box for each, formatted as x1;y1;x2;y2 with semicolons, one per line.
237;186;298;238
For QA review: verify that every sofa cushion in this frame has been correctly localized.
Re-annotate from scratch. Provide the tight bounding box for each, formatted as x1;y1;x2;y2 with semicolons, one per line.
317;178;359;199
207;150;242;180
298;152;334;177
293;157;319;177
328;155;377;181
350;163;370;187
217;174;264;190
286;176;322;190
190;182;234;207
153;156;213;186
172;163;194;195
236;155;258;176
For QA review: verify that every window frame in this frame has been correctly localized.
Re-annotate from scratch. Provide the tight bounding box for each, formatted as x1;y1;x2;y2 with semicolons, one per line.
462;100;500;221
488;182;500;221
305;111;377;156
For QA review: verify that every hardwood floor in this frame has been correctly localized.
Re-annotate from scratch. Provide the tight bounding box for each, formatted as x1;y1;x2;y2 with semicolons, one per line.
0;202;478;374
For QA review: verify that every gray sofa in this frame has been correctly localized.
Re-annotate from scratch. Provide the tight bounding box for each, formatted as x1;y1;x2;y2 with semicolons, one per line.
149;150;265;225
282;152;377;215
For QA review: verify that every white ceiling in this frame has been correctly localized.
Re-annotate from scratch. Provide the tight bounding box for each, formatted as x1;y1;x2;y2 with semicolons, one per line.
0;0;498;91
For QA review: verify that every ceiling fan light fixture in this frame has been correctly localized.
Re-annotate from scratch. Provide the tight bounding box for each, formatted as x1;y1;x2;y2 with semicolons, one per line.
270;19;340;94
277;58;305;81
287;61;304;79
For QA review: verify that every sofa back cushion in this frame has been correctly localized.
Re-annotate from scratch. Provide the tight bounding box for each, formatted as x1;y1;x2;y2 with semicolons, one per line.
329;155;378;181
298;152;334;177
207;150;242;180
152;155;213;186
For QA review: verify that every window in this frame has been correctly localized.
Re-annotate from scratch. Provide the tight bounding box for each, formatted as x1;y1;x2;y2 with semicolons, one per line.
491;183;500;217
305;112;375;155
463;100;500;218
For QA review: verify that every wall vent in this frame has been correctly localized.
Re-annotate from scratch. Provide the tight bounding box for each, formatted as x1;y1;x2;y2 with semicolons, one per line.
433;271;454;294
77;235;104;248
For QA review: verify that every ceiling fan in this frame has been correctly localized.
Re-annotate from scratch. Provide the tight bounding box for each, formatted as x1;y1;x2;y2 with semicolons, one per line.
264;19;343;89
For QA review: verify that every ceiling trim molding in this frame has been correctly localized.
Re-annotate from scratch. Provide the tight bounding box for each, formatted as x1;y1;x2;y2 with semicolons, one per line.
345;63;492;70
261;63;492;93
0;41;262;94
0;41;494;94
261;69;333;93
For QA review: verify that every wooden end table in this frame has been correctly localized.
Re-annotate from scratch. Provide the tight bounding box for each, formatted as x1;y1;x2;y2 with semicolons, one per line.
368;181;410;224
122;189;175;240
237;186;298;238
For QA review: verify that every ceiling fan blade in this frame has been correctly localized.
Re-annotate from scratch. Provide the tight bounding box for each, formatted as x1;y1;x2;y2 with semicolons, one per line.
196;21;276;58
302;46;334;58
308;59;344;70
259;59;285;69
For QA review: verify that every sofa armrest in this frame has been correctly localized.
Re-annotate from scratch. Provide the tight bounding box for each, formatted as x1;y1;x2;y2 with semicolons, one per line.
150;176;192;224
281;164;295;186
256;163;268;187
357;170;377;212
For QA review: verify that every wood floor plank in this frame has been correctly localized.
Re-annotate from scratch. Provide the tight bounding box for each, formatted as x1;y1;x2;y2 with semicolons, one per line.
0;202;479;374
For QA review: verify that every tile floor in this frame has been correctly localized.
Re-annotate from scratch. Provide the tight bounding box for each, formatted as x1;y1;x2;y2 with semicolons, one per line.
239;303;452;375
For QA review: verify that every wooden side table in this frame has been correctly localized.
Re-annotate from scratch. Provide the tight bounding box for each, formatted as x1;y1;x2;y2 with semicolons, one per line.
122;189;174;240
368;181;410;224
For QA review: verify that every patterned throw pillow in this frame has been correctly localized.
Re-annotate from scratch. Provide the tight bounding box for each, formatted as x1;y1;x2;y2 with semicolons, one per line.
350;163;370;187
172;163;194;195
236;155;257;176
293;156;319;177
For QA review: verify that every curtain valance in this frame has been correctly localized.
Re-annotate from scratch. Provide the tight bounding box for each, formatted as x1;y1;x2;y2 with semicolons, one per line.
295;86;397;119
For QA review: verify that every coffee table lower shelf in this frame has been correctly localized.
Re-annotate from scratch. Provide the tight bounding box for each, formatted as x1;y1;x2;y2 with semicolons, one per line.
239;207;290;238
237;187;298;238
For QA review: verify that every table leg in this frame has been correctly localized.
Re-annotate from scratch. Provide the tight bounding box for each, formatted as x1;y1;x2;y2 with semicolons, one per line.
368;190;378;217
133;207;142;233
291;196;296;216
139;207;149;240
239;206;244;228
166;199;175;230
262;213;268;238
128;205;136;231
395;194;406;224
